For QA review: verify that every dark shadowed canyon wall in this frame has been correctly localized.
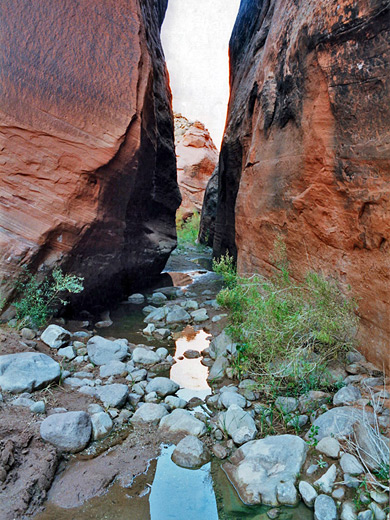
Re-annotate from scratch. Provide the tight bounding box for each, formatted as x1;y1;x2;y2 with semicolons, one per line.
0;0;181;309
212;0;390;368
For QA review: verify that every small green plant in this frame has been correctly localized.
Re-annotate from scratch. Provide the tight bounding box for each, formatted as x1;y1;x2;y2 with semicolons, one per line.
316;455;327;468
13;267;84;327
308;425;320;447
213;242;358;394
176;211;201;248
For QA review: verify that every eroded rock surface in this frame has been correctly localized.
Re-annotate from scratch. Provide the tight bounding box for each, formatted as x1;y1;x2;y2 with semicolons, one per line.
0;0;180;310
212;0;390;369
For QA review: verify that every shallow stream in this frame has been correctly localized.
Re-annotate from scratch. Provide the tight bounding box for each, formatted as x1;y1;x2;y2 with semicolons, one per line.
36;249;313;520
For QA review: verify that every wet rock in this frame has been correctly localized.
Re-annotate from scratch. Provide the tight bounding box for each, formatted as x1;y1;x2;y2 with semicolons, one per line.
183;349;201;359
99;361;128;378
0;352;60;393
223;434;308;505
207;356;229;383
316;437;341;458
131;403;168;427
148;292;167;304
276;481;298;506
144;307;168;323
166;306;191;325
333;385;362;406
145;377;179;397
171;435;210;469
57;346;76;360
96;384;129;409
275;396;299;414
91;412;113;441
158;409;207;440
314;495;337;520
87;336;128;365
218;404;257;445
40;325;71;349
340;453;364;475
307;406;373;440
40;411;91;453
190;309;209;322
299;481;317;507
128;293;145;304
132;347;160;365
143;324;155;335
314;464;337;493
219;391;247;409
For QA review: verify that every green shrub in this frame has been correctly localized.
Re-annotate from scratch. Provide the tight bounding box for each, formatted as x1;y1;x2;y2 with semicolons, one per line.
213;251;358;393
13;267;84;327
176;211;201;248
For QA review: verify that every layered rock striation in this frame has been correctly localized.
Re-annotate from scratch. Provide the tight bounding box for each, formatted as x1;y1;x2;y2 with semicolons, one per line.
175;115;218;219
213;0;390;368
0;0;181;309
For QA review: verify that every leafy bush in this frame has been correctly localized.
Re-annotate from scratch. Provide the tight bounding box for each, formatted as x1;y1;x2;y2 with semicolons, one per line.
13;268;84;327
213;250;358;392
176;211;201;248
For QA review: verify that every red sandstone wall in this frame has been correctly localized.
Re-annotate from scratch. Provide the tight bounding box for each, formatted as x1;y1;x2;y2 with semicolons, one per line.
0;0;180;309
213;0;390;369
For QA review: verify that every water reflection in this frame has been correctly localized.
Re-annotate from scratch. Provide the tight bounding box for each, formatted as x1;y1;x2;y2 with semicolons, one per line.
170;326;211;401
150;445;218;520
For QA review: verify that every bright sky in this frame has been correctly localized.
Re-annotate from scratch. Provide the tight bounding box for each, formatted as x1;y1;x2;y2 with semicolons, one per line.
161;0;241;149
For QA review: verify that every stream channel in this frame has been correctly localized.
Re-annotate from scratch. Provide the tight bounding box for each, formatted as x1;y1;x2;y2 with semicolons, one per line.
36;247;313;520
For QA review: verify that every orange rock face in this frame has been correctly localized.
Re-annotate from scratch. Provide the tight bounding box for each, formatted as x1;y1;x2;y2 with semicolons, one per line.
175;116;218;219
213;0;390;369
0;0;180;308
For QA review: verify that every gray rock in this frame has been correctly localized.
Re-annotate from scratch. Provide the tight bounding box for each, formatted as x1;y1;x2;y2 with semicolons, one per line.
209;330;237;359
314;495;337;520
91;412;113;440
144;391;159;403
369;503;386;520
370;491;389;505
307;406;373;440
314;464;337;493
64;377;86;388
333;385;362;406
164;395;187;409
40;411;91;453
143;323;155;335
88;403;104;414
171;435;210;468
166;305;191;324
190;309;209;322
219;391;247;409
182;300;199;311
132;347;160;365
132;383;145;396
219;404;257;445
21;327;36;340
212;443;228;459
158;409;207;440
30;400;45;413
357;511;373;520
142;305;157;315
99;361;127;378
78;385;97;397
276;481;298;505
344;473;360;488
341;501;357;520
223;434;308;505
87;336;128;365
299;481;317;507
353;421;388;471
131;403;168;426
145;377;179;397
128;393;142;408
148;292;167;304
40;325;71;349
128;293;145;304
156;347;169;360
299;391;331;413
57;346;76;360
144;307;168;324
316;437;341;458
207;356;229;383
287;414;308;429
275;396;299;414
126;368;147;383
0;352;60;393
340;453;364;475
154;328;171;340
96;384;129;408
332;487;345;499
